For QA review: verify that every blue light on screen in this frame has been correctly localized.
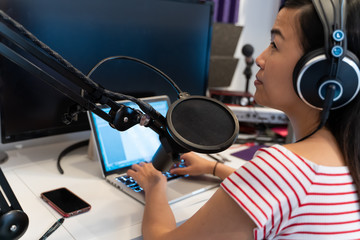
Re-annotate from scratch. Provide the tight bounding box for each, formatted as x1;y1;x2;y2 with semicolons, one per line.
92;100;168;172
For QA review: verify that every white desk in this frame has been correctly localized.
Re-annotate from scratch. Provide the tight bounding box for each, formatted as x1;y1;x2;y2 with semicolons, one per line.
1;138;247;240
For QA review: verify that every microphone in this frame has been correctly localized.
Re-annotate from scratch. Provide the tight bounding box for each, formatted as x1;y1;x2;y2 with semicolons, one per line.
242;44;254;66
242;44;254;95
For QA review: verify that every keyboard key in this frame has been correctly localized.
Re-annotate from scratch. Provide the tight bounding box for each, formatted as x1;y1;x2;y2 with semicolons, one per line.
116;171;185;193
131;185;143;192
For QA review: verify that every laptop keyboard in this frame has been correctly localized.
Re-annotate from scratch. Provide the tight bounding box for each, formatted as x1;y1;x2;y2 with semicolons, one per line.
116;172;183;193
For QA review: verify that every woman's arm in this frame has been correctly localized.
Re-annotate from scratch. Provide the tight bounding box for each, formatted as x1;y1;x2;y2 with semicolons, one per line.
127;162;176;236
170;152;236;180
127;162;256;240
174;187;256;240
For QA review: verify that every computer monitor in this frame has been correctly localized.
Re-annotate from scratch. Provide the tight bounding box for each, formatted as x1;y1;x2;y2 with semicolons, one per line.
0;0;213;145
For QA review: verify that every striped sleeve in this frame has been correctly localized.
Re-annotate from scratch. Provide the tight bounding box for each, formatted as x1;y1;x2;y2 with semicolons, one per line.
221;145;313;239
221;144;360;239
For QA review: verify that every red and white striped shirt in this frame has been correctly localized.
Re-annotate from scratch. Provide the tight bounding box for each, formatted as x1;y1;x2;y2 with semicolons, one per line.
221;144;360;239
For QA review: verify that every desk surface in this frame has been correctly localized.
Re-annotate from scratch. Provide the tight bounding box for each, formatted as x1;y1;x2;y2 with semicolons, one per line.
1;138;247;240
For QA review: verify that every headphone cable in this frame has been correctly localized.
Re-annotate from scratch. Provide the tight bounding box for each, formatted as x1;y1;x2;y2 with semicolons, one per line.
296;84;336;143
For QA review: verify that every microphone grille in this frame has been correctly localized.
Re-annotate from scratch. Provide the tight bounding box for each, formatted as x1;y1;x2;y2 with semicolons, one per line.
242;44;254;57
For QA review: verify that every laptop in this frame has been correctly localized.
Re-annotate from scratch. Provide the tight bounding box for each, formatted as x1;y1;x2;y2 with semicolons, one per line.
87;95;220;204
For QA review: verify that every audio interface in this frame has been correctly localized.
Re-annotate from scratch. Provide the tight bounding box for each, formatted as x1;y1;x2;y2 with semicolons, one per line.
228;105;288;125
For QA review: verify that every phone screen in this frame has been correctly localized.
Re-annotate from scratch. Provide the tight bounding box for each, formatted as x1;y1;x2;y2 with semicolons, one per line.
41;187;91;217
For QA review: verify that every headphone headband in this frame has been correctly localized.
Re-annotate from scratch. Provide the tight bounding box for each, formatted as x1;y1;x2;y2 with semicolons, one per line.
313;0;346;60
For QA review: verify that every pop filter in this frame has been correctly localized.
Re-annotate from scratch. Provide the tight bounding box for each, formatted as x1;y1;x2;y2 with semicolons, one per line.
151;95;239;171
166;95;239;153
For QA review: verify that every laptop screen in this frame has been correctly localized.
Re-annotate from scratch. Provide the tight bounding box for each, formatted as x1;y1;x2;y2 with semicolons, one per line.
88;96;170;174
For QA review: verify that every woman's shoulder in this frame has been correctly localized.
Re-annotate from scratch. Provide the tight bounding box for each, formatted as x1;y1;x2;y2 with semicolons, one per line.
282;139;345;167
280;128;346;167
252;144;308;168
250;143;348;174
231;143;351;188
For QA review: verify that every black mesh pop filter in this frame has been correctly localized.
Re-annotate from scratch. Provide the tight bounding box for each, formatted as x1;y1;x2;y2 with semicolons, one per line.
166;96;239;153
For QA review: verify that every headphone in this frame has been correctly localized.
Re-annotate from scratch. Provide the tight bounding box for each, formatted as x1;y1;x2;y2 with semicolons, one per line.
293;0;360;110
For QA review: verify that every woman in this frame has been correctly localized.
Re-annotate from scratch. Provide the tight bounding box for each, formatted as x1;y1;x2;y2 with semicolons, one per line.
127;0;360;238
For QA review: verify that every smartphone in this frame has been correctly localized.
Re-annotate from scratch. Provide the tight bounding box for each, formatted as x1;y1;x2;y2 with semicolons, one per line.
41;187;91;217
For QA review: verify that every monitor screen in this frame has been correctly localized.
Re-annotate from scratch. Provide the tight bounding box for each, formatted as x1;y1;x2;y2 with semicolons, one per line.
0;0;213;144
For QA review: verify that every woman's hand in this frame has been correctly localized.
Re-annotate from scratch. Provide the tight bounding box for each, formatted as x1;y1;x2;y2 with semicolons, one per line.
127;162;166;193
169;152;215;176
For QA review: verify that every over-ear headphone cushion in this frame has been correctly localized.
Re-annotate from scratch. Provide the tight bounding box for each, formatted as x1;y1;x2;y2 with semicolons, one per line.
293;48;360;109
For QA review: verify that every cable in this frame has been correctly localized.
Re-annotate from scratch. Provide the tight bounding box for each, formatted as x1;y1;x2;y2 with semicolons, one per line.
86;55;183;95
57;140;89;174
85;55;182;127
296;84;336;143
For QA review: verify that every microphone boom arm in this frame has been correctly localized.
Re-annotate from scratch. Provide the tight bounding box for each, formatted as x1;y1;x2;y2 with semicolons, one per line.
0;10;167;134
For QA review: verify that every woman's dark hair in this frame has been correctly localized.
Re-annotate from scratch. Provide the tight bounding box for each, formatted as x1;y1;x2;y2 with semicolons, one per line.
283;0;360;201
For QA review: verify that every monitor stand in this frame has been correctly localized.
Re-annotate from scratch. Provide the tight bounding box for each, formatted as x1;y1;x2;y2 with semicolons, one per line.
87;133;97;161
0;151;8;164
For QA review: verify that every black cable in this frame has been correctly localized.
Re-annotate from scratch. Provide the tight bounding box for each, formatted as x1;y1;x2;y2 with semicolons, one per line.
86;55;177;127
86;55;183;95
57;140;89;174
296;84;336;143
